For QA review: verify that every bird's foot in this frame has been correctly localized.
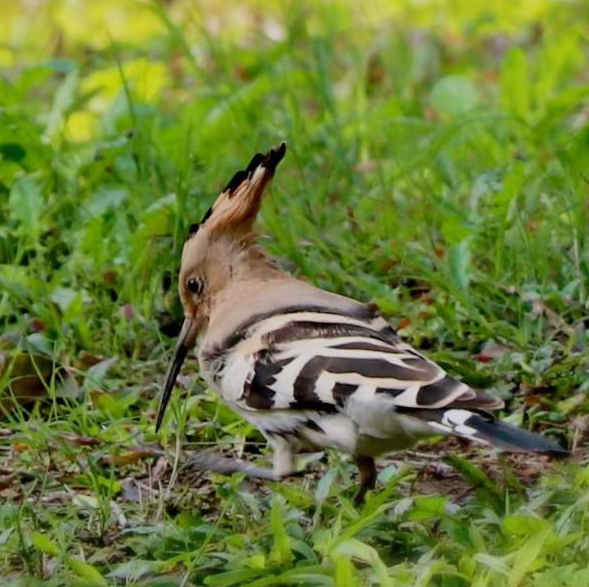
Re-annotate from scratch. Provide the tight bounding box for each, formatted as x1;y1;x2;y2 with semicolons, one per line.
184;452;278;480
183;450;323;484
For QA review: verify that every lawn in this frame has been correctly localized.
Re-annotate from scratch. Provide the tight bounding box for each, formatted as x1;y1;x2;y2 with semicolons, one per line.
1;1;589;585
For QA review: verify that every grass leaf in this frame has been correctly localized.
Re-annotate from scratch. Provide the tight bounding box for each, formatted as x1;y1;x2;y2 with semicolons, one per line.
31;531;60;557
66;557;109;587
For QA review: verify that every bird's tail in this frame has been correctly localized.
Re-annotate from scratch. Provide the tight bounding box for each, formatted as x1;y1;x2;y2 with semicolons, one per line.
411;408;568;455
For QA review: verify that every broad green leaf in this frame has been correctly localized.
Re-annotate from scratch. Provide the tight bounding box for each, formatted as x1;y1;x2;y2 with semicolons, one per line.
205;569;265;587
86;188;128;217
448;239;471;292
441;216;473;245
330;503;390;552
571;569;589;587
274;482;314;509
45;68;79;139
31;531;60;557
495;162;525;221
363;467;412;516
333;539;392;587
269;497;292;566
407;495;447;521
84;357;117;391
315;467;335;502
0;528;14;545
108;559;158;581
50;287;78;313
503;515;548;537
444;455;502;496
8;175;43;234
333;555;355;587
508;527;550;587
444;455;503;511
535;34;579;111
245;565;333;587
430;76;479;116
533;565;577;587
475;553;510;576
501;48;531;120
247;554;266;569
66;557;108;587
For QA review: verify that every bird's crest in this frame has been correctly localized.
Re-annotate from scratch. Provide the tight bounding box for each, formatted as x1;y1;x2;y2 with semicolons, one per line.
188;142;286;240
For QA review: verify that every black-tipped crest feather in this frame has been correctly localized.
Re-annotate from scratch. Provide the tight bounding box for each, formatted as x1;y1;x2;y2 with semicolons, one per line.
184;142;287;240
223;142;287;195
245;152;265;175
186;207;213;240
224;169;248;195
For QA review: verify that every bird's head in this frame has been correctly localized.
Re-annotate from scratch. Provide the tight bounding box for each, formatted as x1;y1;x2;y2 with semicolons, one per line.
155;142;287;431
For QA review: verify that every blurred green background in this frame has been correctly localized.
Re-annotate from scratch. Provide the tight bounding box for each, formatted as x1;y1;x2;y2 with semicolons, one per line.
2;1;589;585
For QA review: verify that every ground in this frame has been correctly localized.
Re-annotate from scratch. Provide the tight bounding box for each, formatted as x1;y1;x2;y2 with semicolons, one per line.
1;1;589;585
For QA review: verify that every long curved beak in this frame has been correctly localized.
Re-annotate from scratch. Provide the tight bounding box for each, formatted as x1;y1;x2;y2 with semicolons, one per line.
155;318;199;432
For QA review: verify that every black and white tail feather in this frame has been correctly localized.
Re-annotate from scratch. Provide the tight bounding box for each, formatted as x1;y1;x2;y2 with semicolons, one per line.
406;408;566;454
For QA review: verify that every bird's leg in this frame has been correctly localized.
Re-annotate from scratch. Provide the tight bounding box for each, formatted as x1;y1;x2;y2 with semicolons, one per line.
353;455;377;505
270;435;297;478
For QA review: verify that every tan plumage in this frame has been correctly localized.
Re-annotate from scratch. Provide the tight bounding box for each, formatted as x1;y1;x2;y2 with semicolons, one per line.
156;143;567;503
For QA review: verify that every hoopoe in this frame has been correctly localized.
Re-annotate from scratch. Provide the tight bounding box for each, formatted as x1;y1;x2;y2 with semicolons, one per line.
156;143;567;503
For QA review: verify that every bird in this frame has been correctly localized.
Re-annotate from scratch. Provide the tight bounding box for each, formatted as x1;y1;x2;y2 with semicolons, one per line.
155;142;567;503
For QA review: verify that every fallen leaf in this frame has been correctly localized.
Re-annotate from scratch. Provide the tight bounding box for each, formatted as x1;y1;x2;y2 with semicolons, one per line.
152;456;168;482
102;446;162;466
122;479;141;503
474;344;511;363
0;487;20;500
0;473;17;490
119;304;135;319
61;433;101;447
30;320;46;332
43;553;59;579
41;492;71;504
397;318;412;330
557;393;586;416
519;467;541;480
0;335;77;415
102;270;117;285
76;352;106;370
0;349;54;415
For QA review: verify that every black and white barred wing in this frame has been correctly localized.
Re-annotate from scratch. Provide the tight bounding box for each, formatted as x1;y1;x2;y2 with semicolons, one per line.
231;311;503;414
210;307;567;454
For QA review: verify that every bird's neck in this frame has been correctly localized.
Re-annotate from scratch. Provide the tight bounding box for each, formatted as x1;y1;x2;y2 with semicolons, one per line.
228;243;284;283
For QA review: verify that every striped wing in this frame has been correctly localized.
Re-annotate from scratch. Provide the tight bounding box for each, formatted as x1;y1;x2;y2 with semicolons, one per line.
210;305;503;415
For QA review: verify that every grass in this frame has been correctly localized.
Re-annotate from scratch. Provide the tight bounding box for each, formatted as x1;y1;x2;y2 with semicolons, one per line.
1;0;589;585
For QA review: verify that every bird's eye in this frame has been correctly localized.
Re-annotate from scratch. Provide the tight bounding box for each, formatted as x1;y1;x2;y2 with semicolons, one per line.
187;277;203;295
